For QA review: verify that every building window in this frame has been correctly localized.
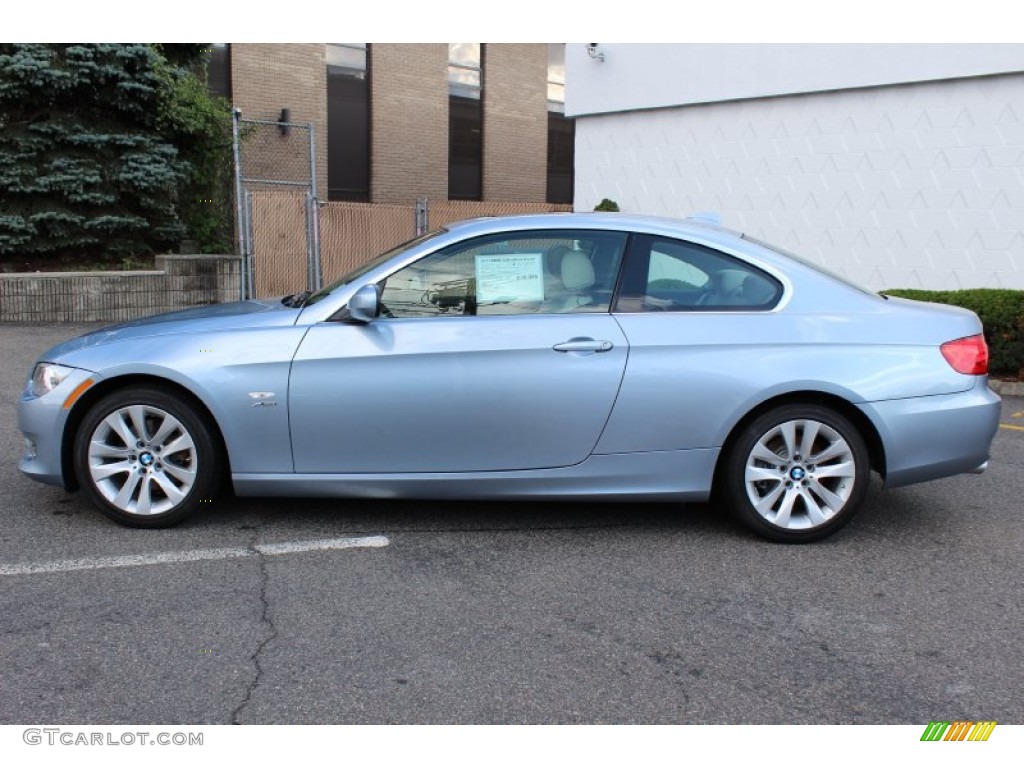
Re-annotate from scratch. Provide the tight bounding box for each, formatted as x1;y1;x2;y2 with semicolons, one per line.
547;44;574;204
448;43;483;201
327;43;370;202
206;43;231;99
547;43;566;113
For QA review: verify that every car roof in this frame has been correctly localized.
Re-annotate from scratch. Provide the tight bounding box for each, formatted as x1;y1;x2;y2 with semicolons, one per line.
443;212;745;244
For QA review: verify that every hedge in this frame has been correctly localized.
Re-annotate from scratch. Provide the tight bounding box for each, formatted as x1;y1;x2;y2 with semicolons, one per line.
882;288;1024;378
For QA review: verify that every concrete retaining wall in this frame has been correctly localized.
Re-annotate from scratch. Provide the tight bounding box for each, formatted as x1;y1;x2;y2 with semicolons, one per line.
0;255;241;323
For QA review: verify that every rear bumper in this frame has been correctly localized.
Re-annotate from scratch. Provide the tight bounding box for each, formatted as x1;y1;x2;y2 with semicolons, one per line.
859;379;1001;488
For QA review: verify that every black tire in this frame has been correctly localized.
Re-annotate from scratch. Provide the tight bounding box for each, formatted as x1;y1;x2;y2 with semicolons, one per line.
720;404;870;543
72;386;221;528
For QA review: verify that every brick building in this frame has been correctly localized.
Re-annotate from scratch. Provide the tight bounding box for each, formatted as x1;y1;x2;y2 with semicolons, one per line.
209;43;573;206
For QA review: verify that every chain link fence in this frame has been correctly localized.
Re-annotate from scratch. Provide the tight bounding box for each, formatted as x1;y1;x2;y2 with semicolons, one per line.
319;202;414;286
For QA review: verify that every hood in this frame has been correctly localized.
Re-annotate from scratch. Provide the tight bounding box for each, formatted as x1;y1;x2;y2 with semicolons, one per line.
41;298;301;362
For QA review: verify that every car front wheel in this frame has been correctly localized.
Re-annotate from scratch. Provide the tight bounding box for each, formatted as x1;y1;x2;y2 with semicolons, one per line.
73;386;221;528
721;404;870;543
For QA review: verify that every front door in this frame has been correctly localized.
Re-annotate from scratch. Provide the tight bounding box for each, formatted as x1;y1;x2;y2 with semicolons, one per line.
288;228;630;473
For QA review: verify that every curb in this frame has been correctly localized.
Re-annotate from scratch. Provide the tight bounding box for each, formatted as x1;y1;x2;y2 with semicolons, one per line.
989;379;1024;397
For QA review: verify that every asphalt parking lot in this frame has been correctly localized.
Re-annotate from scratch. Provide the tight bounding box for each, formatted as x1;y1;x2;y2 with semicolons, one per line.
1;322;1022;725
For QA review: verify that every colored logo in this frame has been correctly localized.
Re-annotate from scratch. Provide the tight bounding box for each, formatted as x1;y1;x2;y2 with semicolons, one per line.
920;721;996;742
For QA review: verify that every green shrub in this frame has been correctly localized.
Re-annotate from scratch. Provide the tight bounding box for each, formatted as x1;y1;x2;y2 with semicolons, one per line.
593;198;620;212
155;57;234;254
882;288;1024;377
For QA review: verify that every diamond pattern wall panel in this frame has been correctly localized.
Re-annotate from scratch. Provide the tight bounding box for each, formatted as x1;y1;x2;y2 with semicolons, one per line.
575;73;1024;290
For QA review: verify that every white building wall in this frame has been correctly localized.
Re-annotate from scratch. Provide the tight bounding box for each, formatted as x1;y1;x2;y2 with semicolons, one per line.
574;72;1024;290
566;44;1024;116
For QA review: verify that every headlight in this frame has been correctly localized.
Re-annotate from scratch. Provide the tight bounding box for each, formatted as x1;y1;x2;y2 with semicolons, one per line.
30;363;74;397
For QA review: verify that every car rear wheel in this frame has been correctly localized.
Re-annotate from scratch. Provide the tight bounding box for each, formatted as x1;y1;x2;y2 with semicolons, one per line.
721;404;869;543
73;386;221;528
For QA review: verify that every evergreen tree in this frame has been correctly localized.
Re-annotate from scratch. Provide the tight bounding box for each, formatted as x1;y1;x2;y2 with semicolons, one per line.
0;44;228;267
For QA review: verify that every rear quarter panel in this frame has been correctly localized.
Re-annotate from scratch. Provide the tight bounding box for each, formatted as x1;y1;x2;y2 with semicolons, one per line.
598;302;984;454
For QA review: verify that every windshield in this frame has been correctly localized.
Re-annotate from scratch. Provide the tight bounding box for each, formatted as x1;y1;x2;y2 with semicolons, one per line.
303;230;446;306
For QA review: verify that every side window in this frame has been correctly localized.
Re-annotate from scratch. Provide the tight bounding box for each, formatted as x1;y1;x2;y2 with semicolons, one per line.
379;230;627;318
615;236;781;312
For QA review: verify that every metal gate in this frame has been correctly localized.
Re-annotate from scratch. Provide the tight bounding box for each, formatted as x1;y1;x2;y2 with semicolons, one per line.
232;109;320;300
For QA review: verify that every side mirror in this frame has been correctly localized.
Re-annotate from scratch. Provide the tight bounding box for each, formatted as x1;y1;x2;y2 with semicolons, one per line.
336;283;380;324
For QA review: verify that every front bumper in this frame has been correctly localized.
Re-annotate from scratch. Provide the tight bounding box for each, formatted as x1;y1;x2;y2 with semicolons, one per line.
17;366;97;489
860;378;1001;488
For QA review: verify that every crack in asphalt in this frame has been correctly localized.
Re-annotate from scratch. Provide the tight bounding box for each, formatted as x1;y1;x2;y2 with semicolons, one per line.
230;530;278;725
219;520;684;723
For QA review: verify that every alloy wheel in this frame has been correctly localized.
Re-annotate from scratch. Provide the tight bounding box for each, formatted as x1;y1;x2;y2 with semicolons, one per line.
86;404;198;516
743;418;857;531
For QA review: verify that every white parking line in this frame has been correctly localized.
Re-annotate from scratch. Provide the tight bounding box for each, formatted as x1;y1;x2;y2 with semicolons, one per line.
0;535;390;577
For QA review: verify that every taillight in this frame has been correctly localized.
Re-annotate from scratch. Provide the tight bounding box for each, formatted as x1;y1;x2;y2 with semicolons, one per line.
940;334;989;375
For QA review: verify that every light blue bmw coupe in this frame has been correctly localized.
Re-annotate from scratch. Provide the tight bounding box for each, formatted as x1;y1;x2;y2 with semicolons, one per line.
17;213;1001;541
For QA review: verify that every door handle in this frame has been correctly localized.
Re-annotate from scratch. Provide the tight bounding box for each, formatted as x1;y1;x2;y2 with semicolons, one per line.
553;337;614;353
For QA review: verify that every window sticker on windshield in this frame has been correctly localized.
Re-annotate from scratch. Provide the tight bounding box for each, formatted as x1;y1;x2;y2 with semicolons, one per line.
475;253;545;302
